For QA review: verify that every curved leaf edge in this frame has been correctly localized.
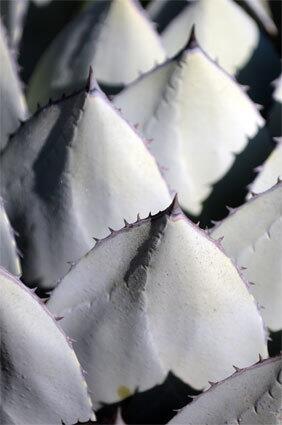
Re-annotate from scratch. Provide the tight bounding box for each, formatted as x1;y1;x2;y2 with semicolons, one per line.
54;195;267;347
114;25;265;125
247;137;282;194
210;180;282;232
0;196;22;277
169;354;282;423
0;265;96;423
3;68;164;166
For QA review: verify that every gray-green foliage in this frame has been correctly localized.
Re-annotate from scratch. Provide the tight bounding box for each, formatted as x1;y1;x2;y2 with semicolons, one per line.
0;1;281;423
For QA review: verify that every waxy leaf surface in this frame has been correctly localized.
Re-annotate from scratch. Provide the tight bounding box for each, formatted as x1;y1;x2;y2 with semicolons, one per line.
0;200;21;276
0;267;95;424
250;140;282;195
1;78;171;288
28;0;165;111
160;0;279;105
114;40;267;215
211;183;282;331
169;356;282;424
48;200;267;407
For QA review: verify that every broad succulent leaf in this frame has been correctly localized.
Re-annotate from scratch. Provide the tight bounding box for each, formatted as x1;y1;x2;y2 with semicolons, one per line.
160;0;280;104
211;182;282;331
27;0;165;111
169;355;282;424
0;267;95;424
47;198;267;408
249;139;282;195
0;199;21;277
0;73;171;289
0;20;27;151
269;75;282;138
114;36;267;215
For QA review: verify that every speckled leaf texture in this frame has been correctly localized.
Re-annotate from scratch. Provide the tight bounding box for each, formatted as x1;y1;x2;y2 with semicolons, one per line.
159;0;280;105
114;36;269;215
0;267;95;425
0;200;21;276
169;355;282;424
0;20;27;151
27;0;165;111
0;74;171;289
47;198;267;408
250;139;282;195
211;182;282;331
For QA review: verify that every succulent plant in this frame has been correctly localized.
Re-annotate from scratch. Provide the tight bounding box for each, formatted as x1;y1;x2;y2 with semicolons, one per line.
114;30;270;216
0;71;170;289
158;0;280;105
0;199;21;277
27;0;166;111
47;198;267;408
211;181;282;331
0;19;27;152
249;137;282;194
0;267;95;424
0;1;281;424
168;355;282;424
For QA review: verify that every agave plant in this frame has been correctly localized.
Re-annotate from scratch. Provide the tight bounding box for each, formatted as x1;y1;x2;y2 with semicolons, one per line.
0;20;27;152
113;29;271;217
0;198;21;276
168;355;282;424
0;71;170;288
47;197;267;407
0;1;281;424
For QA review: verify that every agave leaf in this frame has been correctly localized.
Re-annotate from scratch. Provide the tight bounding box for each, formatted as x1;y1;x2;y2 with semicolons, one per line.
0;0;29;49
269;75;282;138
168;355;282;424
0;0;51;50
161;0;258;70
0;267;95;424
249;139;282;195
244;0;277;35
114;35;268;216
27;0;165;111
211;182;282;331
160;0;279;105
0;199;21;277
0;20;27;151
47;197;267;408
0;72;171;289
